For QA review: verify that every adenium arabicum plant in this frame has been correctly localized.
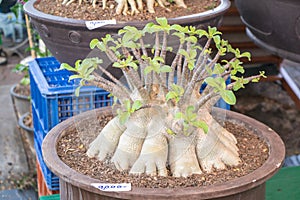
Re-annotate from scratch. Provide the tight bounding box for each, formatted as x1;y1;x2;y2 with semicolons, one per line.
61;17;265;177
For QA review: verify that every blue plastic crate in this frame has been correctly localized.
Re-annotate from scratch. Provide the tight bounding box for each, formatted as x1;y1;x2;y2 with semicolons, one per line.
32;106;45;146
29;57;112;134
29;57;113;191
34;133;59;191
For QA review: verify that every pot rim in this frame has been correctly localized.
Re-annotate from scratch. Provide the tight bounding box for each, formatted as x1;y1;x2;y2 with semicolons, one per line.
246;28;300;63
24;0;231;28
10;84;30;100
18;112;33;132
42;107;285;199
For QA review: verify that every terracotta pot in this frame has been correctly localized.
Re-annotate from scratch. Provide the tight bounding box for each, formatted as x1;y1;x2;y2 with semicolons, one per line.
24;0;231;65
10;84;31;121
42;107;285;200
235;0;300;63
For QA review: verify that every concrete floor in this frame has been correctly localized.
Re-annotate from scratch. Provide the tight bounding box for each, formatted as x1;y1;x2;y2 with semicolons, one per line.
0;55;38;199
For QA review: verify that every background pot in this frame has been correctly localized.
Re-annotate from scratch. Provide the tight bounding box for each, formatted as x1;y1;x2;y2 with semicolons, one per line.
235;0;300;63
24;0;231;65
42;107;285;200
18;112;35;172
10;84;31;121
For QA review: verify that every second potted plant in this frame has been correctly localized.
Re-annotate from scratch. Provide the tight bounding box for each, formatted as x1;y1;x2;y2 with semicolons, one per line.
24;0;231;65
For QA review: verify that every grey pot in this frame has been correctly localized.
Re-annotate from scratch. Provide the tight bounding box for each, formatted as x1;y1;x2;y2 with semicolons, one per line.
10;84;31;121
235;0;300;63
24;0;231;65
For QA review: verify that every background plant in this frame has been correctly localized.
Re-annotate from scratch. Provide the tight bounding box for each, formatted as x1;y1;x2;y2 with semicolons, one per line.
61;18;264;177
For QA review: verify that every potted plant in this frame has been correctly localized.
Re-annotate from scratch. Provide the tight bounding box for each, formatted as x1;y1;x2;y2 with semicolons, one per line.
10;59;31;121
24;0;231;65
235;0;300;63
10;58;36;171
42;18;285;199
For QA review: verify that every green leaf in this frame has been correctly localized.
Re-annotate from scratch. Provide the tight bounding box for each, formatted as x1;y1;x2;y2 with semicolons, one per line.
197;29;209;38
233;81;244;91
75;86;81;97
86;67;96;77
160;65;172;73
251;78;260;83
185;36;198;43
124;100;131;111
118;111;130;125
123;40;137;49
156;17;168;26
208;26;222;37
190;49;197;59
171;84;184;95
212;63;225;75
166;91;177;102
205;77;222;89
240;52;251;61
188;63;195;70
60;63;78;72
192;120;208;134
131;100;142;112
153;56;165;63
144;66;153;74
175;112;183;119
185;106;196;121
166;84;184;103
69;74;82;80
171;24;185;32
166;128;176;135
20;77;30;86
213;35;221;45
220;90;236;105
128;62;138;71
113;62;122;68
90;39;100;49
74;60;82;69
260;71;267;78
178;49;189;58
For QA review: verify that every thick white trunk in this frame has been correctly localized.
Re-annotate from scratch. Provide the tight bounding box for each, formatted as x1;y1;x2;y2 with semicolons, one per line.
111;108;152;170
168;134;202;177
130;107;168;176
87;107;241;177
130;133;168;176
196;111;241;172
86;117;126;160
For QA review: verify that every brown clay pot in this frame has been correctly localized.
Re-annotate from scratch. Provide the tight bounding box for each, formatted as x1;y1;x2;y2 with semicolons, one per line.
42;107;285;200
24;0;231;65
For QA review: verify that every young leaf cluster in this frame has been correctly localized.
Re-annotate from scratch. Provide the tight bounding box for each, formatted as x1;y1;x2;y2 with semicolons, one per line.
61;17;264;134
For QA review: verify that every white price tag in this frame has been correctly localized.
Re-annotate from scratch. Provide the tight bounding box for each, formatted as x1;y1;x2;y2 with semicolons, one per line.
91;183;132;192
85;20;117;30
